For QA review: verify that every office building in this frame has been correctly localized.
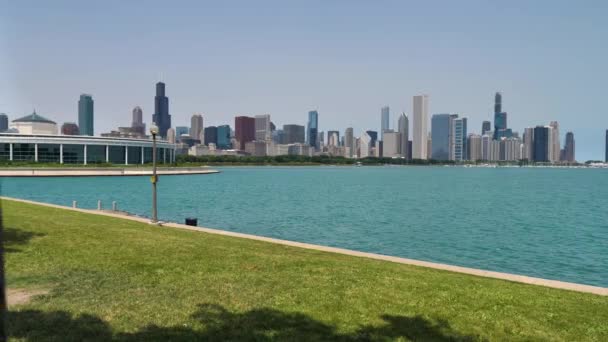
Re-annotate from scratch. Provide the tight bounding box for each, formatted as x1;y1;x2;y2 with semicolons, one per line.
431;114;452;160
359;131;372;158
327;130;340;146
468;134;481;161
78;94;94;136
255;114;271;141
452;117;467;161
563;131;575;162
492;92;508;140
523;127;534;160
235;116;255;150
167;128;176;144
204;126;218;146
152;82;171;138
398;113;409;159
190;114;203;142
366;130;378;147
502;137;522;161
413;95;429;159
61;122;80;135
549;121;560;162
481;134;491;160
317;131;324;148
307;110;318;148
482;121;491;135
245;140;267;156
344;127;354;158
283;124;305;144
217;125;231;149
130;106;146;136
175;126;189;138
0;114;8;132
381;106;390;140
533;126;550;162
383;130;401;158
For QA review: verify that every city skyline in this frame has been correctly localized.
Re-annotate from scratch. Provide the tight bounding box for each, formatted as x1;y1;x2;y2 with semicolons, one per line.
2;1;608;160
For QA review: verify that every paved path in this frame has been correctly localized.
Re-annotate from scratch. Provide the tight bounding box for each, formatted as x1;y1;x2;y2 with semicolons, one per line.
2;196;606;296
0;167;219;177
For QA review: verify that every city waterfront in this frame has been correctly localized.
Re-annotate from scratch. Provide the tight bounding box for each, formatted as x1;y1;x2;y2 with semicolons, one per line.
2;166;607;287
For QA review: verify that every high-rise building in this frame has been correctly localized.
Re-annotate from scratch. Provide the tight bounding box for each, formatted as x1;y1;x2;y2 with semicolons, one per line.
255;114;271;141
493;92;507;140
468;134;482;161
131;106;145;135
190;114;203;142
152;82;171;138
317;131;324;148
381;106;390;141
482;121;491;135
360;131;372;158
383;131;401;158
204;126;218;146
166;128;176;144
61;122;80;135
502;137;522;161
523;127;534;160
533;126;550;162
344;127;354;158
481;134;491;160
563;131;575;162
549;121;560;162
431;114;452;160
0;113;8;132
452;117;467;161
235;116;255;150
606;130;608;162
307;110;318;148
217;125;231;149
327;130;340;146
398;113;409;159
283;124;305;144
412;95;429;159
78;94;94;136
366;130;378;147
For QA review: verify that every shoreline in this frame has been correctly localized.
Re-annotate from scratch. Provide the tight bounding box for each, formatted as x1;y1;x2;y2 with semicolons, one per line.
0;167;220;177
1;195;606;296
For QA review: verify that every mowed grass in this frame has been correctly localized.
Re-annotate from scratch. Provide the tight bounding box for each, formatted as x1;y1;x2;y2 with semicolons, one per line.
3;199;607;341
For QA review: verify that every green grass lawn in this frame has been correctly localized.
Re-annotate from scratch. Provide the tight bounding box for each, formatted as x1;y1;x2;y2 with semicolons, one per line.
3;199;607;341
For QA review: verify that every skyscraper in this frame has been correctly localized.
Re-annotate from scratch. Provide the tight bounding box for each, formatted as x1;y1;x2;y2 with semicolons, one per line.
0;113;8;132
563;131;575;162
366;130;378;147
381;106;390;141
412;95;429;159
533;126;550;162
166;128;176;144
131;106;145;135
482;121;491;135
217;125;231;149
398;113;409;159
431;114;452;160
78;94;94;136
493;92;507;140
360;131;372;158
327;130;340;146
523;128;534;160
255;114;271;141
175;126;189;138
344;127;354;158
549;121;560;162
152;82;171;138
235;116;255;150
204;126;218;146
190;114;203;141
468;134;482;161
307;110;318;148
283;124;305;144
452;117;467;161
383;131;401;158
606;130;608;162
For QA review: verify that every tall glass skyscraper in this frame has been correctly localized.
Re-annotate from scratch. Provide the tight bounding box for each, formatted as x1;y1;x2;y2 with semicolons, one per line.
152;82;171;138
78;94;94;136
453;117;467;161
482;121;491;135
381;106;390;141
217;125;231;149
431;114;452;160
307;110;318;148
533;126;549;162
204;126;218;146
493;92;507;140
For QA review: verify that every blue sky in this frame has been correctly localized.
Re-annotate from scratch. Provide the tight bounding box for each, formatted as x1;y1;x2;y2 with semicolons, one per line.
2;0;607;160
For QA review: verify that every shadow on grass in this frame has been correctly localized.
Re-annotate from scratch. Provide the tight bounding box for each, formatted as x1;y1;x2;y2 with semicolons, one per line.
9;304;484;341
3;227;45;253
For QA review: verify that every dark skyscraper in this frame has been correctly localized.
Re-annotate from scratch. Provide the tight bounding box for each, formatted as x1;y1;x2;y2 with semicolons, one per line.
131;106;145;135
366;130;378;147
216;125;231;149
235;116;255;150
152;82;171;138
431;114;452;160
482;121;491;135
307;110;318;148
204;126;218;146
0;113;8;132
493;92;507;140
533;126;549;162
283;124;305;144
563;132;575;162
78;94;94;136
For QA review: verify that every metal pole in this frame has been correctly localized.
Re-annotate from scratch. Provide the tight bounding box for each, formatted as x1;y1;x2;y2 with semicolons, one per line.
152;133;158;223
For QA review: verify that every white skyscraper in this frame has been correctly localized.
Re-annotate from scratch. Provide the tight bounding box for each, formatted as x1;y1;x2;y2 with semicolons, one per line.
468;134;481;161
549;121;560;162
381;106;390;141
255;114;271;141
398;113;409;159
190;114;203;142
344;127;354;158
523;127;534;160
359;131;372;158
166;127;176;144
383;130;401;158
412;95;428;159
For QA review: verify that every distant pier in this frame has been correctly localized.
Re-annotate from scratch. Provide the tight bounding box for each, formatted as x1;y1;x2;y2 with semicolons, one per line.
0;167;220;177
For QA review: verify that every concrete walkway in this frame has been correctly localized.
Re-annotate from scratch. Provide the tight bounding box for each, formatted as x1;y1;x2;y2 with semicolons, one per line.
2;196;606;296
0;167;220;177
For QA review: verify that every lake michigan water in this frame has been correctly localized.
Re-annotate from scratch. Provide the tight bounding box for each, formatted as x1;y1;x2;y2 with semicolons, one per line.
1;166;607;287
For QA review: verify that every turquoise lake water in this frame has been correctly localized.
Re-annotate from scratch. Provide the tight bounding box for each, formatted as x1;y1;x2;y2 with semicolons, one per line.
1;166;607;287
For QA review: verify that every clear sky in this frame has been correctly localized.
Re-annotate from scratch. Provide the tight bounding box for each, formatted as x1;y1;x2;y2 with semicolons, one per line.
2;0;607;160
